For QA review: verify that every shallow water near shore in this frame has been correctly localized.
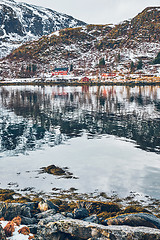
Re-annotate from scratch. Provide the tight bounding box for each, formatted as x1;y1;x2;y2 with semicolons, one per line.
0;85;160;200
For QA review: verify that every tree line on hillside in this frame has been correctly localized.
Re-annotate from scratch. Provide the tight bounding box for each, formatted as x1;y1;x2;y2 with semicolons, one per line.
19;64;37;78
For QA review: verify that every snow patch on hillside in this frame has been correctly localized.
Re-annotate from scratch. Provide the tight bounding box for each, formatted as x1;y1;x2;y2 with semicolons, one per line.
0;0;86;58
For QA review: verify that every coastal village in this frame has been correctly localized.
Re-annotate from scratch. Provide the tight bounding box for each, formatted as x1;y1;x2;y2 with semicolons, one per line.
1;49;160;84
1;63;160;85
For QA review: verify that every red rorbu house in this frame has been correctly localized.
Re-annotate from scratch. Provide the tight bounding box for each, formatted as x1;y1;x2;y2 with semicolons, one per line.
102;73;116;77
52;68;69;76
80;77;90;82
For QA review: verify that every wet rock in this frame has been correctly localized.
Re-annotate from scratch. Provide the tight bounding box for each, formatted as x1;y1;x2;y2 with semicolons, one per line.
0;203;22;220
35;219;160;240
36;209;57;219
38;213;66;226
74;208;89;219
0;202;33;220
21;205;32;218
103;213;160;229
21;216;37;225
35;231;73;240
84;214;99;224
63;212;74;218
0;224;6;240
38;200;59;212
28;224;38;234
23;202;38;211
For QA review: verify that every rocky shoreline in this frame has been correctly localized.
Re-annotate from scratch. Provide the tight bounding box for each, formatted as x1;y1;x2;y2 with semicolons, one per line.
0;78;160;87
1;190;160;239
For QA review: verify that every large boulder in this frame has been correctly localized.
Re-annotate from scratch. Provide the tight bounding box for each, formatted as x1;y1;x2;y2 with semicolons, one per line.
36;209;57;220
103;213;160;229
35;218;160;240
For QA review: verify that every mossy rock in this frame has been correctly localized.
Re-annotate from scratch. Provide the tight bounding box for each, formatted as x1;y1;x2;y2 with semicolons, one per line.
44;165;66;175
41;165;75;178
77;200;121;214
0;189;15;194
31;197;43;202
56;200;77;213
0;189;15;201
15;197;31;203
68;201;77;211
50;199;63;206
97;211;118;220
0;194;14;201
123;205;151;214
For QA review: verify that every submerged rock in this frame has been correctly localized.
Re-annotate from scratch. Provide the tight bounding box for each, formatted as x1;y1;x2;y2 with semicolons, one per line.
103;213;160;229
40;165;77;179
43;165;66;176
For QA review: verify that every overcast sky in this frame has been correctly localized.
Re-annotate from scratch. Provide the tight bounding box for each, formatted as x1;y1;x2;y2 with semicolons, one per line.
17;0;160;24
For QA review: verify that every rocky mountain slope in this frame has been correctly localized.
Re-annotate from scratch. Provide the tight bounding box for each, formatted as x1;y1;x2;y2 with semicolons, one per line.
0;0;86;58
1;7;160;78
99;7;160;49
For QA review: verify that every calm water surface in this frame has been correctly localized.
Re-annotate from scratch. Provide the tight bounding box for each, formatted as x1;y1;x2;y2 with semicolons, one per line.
0;85;160;198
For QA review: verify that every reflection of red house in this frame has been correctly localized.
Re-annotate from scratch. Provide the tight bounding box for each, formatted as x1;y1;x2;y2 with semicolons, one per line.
52;68;69;76
80;77;90;82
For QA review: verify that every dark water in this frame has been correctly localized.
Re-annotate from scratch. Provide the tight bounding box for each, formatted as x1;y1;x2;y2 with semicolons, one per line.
0;85;160;198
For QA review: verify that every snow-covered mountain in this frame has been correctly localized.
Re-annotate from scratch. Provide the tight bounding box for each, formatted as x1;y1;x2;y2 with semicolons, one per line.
0;0;86;58
1;6;160;78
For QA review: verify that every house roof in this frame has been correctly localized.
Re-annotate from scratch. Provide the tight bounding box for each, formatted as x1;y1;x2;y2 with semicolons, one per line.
53;68;69;72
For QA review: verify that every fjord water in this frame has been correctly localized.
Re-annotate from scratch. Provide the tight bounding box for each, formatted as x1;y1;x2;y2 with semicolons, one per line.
0;85;160;198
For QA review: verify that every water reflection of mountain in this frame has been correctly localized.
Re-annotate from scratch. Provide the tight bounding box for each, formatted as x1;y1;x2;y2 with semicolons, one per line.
0;86;160;155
